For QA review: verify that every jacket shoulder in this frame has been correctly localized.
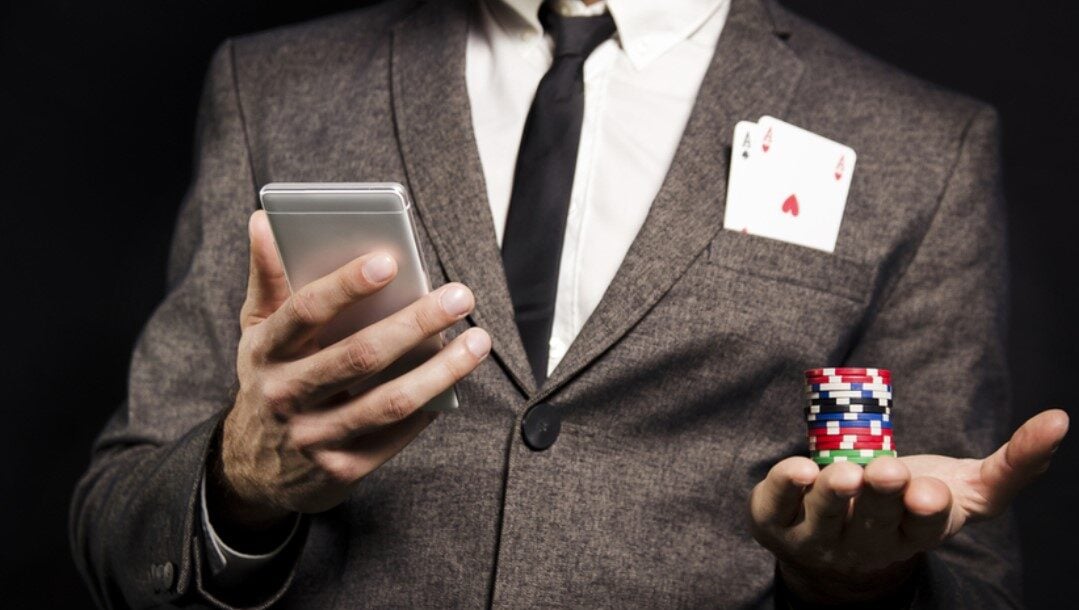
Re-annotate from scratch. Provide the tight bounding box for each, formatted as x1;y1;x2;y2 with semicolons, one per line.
228;0;423;77
771;2;994;136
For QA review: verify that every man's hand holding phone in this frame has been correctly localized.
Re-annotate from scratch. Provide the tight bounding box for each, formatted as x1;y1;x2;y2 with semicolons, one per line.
206;211;491;538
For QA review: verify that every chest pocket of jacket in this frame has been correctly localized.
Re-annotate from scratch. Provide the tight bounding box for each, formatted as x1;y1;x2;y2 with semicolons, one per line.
651;229;877;358
704;230;873;303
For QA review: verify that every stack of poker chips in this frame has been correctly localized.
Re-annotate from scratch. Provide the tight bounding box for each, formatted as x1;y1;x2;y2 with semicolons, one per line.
805;367;896;466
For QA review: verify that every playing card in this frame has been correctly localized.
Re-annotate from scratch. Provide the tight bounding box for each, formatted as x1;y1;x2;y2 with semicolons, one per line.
724;116;856;253
722;120;764;233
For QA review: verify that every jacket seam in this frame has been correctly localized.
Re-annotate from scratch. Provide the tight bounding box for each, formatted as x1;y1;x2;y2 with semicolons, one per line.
226;38;261;202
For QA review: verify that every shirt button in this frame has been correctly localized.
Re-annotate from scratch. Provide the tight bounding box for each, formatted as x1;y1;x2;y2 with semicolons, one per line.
521;402;561;451
549;336;566;356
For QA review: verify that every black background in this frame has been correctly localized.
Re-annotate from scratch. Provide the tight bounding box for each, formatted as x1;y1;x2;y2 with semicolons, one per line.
2;0;1075;607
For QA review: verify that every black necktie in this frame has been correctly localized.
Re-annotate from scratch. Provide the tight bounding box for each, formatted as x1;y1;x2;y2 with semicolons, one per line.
501;7;617;386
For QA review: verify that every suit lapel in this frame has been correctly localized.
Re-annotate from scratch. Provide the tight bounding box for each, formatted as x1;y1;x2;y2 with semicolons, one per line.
391;0;537;394
390;0;805;402
537;0;805;401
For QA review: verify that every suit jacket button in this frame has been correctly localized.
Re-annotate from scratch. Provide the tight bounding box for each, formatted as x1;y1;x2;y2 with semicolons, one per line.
521;402;560;450
161;561;175;591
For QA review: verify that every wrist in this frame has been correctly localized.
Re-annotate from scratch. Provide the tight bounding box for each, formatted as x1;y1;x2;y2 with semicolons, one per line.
205;419;295;551
777;554;921;606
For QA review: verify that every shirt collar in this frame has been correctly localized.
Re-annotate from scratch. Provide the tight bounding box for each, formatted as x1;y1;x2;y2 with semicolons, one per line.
494;0;730;68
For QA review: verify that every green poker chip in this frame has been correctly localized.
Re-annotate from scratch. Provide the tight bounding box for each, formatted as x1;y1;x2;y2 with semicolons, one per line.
813;456;876;466
811;449;898;458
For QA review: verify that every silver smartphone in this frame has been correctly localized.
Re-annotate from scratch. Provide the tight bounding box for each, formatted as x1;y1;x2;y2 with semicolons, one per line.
259;182;458;412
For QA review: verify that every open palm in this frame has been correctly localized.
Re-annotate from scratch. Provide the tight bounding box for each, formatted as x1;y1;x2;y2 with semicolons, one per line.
749;409;1069;603
902;409;1067;537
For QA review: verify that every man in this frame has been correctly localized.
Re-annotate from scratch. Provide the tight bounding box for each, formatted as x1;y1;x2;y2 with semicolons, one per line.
71;0;1068;607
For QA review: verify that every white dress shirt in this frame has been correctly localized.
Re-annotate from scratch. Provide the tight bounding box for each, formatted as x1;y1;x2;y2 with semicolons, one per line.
469;0;729;375
202;0;729;583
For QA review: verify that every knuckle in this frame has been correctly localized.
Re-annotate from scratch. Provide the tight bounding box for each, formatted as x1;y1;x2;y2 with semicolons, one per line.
345;338;381;376
313;452;357;486
242;329;271;361
440;350;468;382
746;516;768;543
260;377;298;415
283;424;316;454
393;313;425;342
239;300;255;324
335;267;363;300
334;409;366;440
415;297;448;334
288;373;320;405
747;484;768;516
783;533;810;558
287;289;319;326
381;388;417;422
280;425;304;450
408;309;435;338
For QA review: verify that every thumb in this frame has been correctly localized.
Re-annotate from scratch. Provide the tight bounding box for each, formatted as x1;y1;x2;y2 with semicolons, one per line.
241;210;291;328
978;408;1069;516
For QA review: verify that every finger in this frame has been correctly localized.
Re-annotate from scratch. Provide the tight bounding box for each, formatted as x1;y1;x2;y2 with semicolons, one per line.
286;283;476;404
289;327;491;446
309;409;438;490
241;211;292;328
262;251;398;356
846;457;909;548
979;409;1069;514
290;409;438;512
899;476;952;552
749;457;818;530
798;461;863;541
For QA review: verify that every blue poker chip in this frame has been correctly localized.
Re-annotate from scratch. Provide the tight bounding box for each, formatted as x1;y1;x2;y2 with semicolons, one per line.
809;390;893;399
807;419;893;429
806;382;893;392
807;396;892;407
806;412;891;422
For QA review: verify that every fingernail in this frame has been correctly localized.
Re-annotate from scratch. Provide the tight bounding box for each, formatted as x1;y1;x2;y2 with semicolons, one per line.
440;285;473;317
464;330;491;358
363;254;395;283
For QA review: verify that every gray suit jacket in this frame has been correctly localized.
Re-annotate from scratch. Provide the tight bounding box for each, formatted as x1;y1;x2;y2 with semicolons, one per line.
70;0;1020;607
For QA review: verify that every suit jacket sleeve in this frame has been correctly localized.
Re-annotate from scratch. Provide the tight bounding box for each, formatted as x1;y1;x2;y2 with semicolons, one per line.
69;39;306;610
841;105;1022;608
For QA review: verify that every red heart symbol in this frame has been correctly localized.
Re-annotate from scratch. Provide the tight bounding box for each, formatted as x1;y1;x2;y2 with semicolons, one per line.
781;194;799;216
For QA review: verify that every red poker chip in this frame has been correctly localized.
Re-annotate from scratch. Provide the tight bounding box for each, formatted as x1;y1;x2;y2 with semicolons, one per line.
804;375;891;384
808;440;896;451
805;434;895;443
805;367;892;378
807;427;892;438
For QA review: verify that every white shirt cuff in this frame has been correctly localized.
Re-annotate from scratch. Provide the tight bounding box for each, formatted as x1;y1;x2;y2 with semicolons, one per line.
199;471;300;588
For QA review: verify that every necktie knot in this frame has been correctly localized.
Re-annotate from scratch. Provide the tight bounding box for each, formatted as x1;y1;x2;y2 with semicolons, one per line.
540;5;617;59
